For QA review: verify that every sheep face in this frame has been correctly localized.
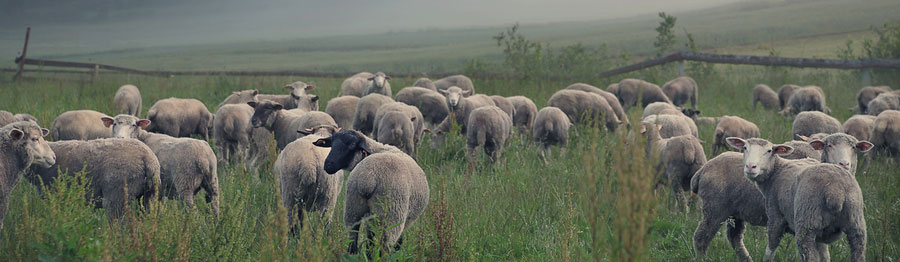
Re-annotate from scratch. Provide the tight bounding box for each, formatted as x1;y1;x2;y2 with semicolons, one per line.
248;101;283;128
295;94;319;112
285;81;314;98
102;115;150;139
367;72;391;91
727;137;793;181
438;86;470;110
314;130;368;174
810;133;873;171
7;123;55;168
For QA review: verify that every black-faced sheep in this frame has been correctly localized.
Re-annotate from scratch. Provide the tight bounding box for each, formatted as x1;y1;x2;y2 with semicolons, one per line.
791;111;841;140
662;76;699;109
0;121;55;230
533;107;570;163
325;96;360;129
50;110;112;141
752;84;779;110
147;98;214;140
113;84;142;116
352;94;395;136
711;116;760;156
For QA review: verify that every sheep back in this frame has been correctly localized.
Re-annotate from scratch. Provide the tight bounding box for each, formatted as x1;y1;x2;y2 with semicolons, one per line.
50;110;112;141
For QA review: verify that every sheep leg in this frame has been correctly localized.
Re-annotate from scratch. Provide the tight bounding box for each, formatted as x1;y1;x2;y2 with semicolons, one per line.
795;228;818;262
179;187;196;210
763;221;787;262
693;212;727;262
102;191;126;220
202;175;220;216
816;243;830;262
466;145;477;175
0;194;9;230
538;144;549;164
726;219;752;262
845;225;867;262
344;195;371;254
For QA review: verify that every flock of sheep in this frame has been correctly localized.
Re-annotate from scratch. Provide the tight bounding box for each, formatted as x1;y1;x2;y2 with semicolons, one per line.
1;71;899;259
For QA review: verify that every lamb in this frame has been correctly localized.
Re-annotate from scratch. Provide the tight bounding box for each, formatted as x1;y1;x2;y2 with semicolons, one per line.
866;90;900;116
870;110;900;157
433;75;475;97
566;83;629;124
641;122;706;211
394;87;449;128
372;102;425;158
217;89;259;109
547;89;620;131
432;87;495;147
466;106;513;165
641;114;698;138
855;86;892;114
50;110;112;141
641;102;679;120
275;127;342;230
533;107;570;163
412;77;437;91
777;84;800;110
313;130;428;254
507;96;537;136
352;94;394;136
808;133;873;176
147;98;214;140
113;84;142;116
489;96;516;119
212;104;272;167
780;86;830;116
613;78;672;110
711;116;760;156
662;76;699;109
104;115;220;215
341;72;375;97
29;138;160;219
791;111;841;140
843;114;877;141
325;96;360;129
0;121;55;230
363;72;393;97
752;84;779;110
726;137;866;262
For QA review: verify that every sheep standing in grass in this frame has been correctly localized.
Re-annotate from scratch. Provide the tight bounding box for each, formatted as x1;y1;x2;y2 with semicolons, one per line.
843;114;877;141
433;75;475;96
29;138;160;220
341;72;375;97
325;96;360;129
547;89;620;131
372;102;425;158
213;104;272;166
855;86;891;114
50;110;112;141
364;72;392;97
752;84;779;110
466;106;513;165
412;78;436;91
352;94;394;136
395;87;449;128
726;137;866;262
313;130;428;254
113;84;142;116
566;83;629;125
0;121;55;230
613;78;671;110
641;114;697;138
489;96;516;119
533;107;570;163
641;122;706;211
147;98;214;140
870;110;900;158
866;90;900;116
781;86;830;116
276;126;342;230
507;96;537;136
791;111;841;140
433;87;495;147
777;84;800;110
711;116;760;156
662;76;699;109
217;89;259;109
104;115;220;215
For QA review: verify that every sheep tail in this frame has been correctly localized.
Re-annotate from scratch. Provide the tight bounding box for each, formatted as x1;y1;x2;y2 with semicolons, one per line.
690;166;704;194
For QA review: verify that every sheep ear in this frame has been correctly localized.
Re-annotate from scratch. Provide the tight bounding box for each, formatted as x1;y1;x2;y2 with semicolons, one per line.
856;141;874;152
361;148;369;157
305;85;315;90
313;137;332;147
283;85;294;90
725;137;746;150
773;144;793;155
640;125;647;134
438;89;448;95
41;128;50;137
273;104;283;111
101;117;115;128
809;140;825;150
247;101;257;108
8;129;24;140
251;89;259;95
410;116;417;122
310;95;319;103
384;76;391;80
423;128;431;133
797;135;809;141
367;77;375;81
462;89;471;96
137;120;151;130
298;128;314;135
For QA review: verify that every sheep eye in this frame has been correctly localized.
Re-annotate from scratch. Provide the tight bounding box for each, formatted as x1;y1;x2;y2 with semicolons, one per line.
31;138;38;142
132;124;137;127
767;149;772;153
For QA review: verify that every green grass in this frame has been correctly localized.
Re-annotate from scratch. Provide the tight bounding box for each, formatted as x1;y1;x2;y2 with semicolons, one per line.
0;62;898;261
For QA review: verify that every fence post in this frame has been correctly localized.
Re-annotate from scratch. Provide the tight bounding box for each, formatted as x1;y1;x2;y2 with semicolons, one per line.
91;64;99;83
14;27;30;82
677;60;685;76
860;68;872;86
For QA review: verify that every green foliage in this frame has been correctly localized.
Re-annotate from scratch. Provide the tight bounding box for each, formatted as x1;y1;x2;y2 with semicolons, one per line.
654;12;678;56
835;39;856;60
862;22;900;59
492;24;610;80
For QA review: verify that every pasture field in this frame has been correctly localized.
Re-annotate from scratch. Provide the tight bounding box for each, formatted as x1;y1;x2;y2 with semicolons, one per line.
0;64;898;261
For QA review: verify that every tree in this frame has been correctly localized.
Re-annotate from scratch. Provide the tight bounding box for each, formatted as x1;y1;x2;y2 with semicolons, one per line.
654;12;678;57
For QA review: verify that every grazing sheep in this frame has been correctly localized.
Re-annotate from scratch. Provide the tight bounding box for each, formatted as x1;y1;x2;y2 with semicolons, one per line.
276;128;343;230
0;111;13;127
642;114;698;138
726;138;866;262
14;114;37;123
866;90;900;116
662;76;699;109
372;102;425;158
29;138;160;219
489;96;516;119
325;96;360;129
364;72;393;97
113;84;142;116
213;104;272;167
641;102;679;120
0;121;55;230
104;115;219;214
432;88;495;147
870;110;900;157
533;107;570;163
808;133;873;175
352;94;394;136
507;96;537;136
147;98;214;140
613;78;671;110
566;83;629;124
395;87;450;128
412;78;437;91
855;86;892;113
217;89;259;109
752;84;779;110
711;116;760;156
777;84;801;110
781;86;830;116
606;83;619;94
843;114;877;141
341;72;375;97
50;110;112;141
547;89;620;131
433;75;475;97
313;130;428;254
642;122;706;211
466;106;513;164
791;111;841;140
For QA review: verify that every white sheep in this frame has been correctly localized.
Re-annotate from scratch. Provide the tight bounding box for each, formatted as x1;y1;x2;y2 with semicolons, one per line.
50;110;112;141
532;107;570;163
113;84;142;116
325;96;360;129
275;127;342;230
0;121;55;230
